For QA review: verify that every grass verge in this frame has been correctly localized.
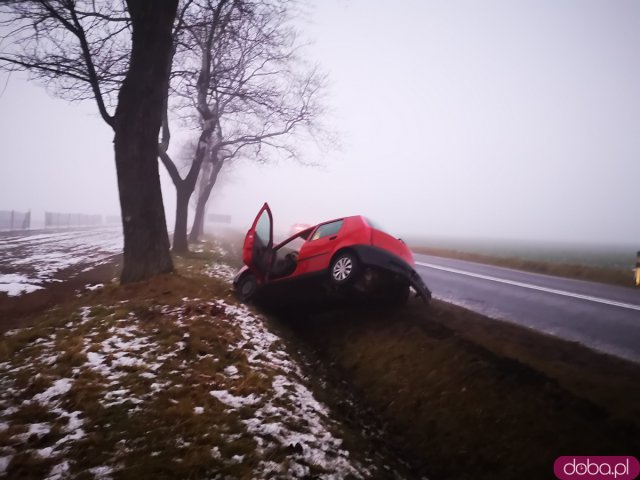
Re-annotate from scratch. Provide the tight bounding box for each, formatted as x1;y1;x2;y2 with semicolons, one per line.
412;246;634;287
0;240;391;479
2;236;638;479
283;298;640;480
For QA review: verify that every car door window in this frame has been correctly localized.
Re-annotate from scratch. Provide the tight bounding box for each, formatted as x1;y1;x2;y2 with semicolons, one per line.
255;210;271;247
310;220;344;241
243;203;273;276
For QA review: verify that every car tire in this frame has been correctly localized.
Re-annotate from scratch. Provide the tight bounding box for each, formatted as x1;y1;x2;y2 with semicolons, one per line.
330;251;358;285
235;272;257;302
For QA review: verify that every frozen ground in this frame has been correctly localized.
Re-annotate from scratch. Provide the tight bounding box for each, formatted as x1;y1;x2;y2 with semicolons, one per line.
0;298;373;479
0;262;387;479
0;227;122;297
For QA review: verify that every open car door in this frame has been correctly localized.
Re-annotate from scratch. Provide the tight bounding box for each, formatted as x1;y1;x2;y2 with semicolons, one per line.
242;203;273;278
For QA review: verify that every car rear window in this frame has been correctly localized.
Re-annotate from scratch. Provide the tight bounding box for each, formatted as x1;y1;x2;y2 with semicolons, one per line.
311;220;344;241
365;217;385;231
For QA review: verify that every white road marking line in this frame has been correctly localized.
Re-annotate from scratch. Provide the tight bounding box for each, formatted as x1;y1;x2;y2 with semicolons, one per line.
415;261;640;312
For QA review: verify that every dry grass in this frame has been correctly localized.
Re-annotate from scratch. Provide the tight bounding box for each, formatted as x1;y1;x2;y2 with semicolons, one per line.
0;239;388;479
0;266;246;478
3;236;638;479
412;246;634;287
283;299;640;480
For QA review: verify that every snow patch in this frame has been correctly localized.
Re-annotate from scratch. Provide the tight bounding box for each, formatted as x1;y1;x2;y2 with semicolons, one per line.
46;460;70;480
224;365;239;377
89;465;115;479
212;300;371;478
33;378;73;404
28;423;51;437
0;273;43;296
204;263;236;282
37;446;55;458
86;351;104;366
0;455;12;475
210;390;261;408
0;227;122;296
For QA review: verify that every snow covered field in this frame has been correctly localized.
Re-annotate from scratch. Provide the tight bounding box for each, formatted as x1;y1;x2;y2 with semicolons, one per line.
0;228;122;297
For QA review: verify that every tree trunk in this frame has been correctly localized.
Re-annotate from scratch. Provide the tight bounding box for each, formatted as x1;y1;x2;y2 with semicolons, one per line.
113;0;178;283
189;187;209;243
189;155;212;242
189;156;223;242
172;186;191;253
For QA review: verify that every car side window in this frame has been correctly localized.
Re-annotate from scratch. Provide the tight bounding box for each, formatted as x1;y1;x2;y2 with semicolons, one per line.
255;210;270;245
310;220;344;241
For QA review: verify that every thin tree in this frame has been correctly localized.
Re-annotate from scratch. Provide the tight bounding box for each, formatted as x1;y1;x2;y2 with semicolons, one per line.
0;0;178;282
160;0;327;246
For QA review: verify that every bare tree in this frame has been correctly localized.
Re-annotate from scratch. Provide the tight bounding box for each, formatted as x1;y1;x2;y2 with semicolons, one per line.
0;0;179;282
159;0;327;248
174;130;229;243
158;0;238;253
189;133;228;242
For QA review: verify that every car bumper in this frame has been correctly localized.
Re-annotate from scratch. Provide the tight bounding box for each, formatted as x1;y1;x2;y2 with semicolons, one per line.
350;245;432;302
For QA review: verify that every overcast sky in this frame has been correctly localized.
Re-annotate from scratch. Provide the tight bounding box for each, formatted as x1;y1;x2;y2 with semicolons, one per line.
1;0;639;247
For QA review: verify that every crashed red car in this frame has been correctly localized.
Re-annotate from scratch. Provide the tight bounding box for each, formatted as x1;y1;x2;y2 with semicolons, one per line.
233;203;431;306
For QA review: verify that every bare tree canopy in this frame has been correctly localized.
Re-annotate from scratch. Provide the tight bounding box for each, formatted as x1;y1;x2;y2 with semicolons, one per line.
0;0;132;126
0;0;178;282
160;0;328;248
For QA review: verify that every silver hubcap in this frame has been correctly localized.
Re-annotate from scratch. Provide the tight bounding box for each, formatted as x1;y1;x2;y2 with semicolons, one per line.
332;257;352;281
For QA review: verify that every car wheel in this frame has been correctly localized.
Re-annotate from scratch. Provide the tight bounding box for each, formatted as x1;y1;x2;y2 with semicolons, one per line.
235;272;257;302
330;251;358;285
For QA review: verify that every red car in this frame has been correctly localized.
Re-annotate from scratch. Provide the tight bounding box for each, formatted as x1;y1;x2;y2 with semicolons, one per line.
233;203;431;306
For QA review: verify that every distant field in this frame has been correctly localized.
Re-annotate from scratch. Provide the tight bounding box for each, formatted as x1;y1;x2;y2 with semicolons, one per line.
0;227;122;297
408;237;637;287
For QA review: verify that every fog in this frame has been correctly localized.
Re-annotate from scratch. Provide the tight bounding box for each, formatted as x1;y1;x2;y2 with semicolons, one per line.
1;0;639;248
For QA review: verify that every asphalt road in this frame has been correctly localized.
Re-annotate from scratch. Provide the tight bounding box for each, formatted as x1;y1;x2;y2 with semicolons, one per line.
414;254;640;363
